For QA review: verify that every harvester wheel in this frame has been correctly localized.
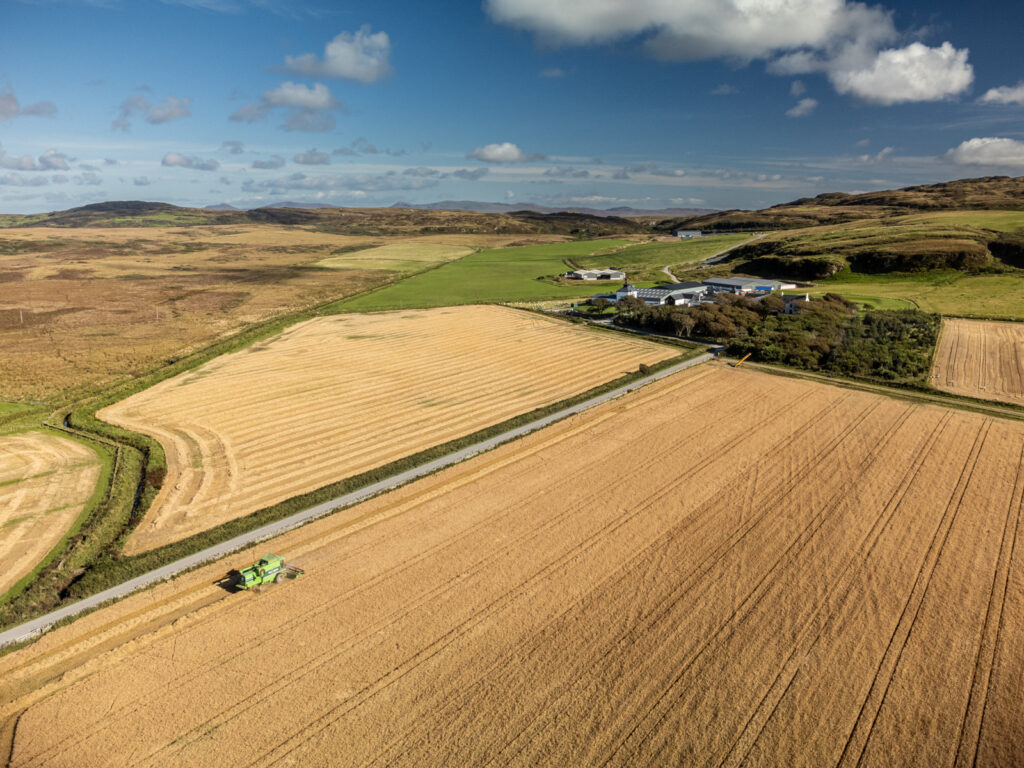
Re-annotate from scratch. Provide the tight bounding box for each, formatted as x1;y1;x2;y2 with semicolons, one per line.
274;573;284;584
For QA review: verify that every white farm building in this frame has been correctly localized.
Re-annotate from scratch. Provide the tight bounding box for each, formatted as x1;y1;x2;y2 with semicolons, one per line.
613;281;710;306
565;268;626;281
701;277;797;295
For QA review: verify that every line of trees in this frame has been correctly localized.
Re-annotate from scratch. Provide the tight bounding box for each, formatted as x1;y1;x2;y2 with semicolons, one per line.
615;293;940;384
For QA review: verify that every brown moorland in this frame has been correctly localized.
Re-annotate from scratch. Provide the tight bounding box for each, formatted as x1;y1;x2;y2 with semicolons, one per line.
98;305;676;554
0;226;547;401
657;174;1024;233
933;318;1024;406
3;366;1022;767
0;432;101;596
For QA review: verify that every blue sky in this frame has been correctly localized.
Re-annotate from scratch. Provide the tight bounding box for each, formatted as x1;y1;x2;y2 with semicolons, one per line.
2;0;1023;213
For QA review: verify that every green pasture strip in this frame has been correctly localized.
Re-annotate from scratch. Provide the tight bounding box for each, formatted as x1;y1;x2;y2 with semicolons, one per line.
0;340;701;632
0;428;115;607
895;210;1024;233
334;240;630;312
569;235;753;283
0;404;48;436
809;270;1024;320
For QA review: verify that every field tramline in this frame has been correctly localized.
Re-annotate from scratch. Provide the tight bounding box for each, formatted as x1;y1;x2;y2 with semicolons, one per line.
5;367;1023;766
933;317;1024;406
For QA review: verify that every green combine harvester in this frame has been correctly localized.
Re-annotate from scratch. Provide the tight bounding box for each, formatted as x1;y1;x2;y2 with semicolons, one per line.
235;553;304;590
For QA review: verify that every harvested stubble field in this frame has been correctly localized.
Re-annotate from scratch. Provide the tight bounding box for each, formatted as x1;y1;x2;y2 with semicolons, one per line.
4;366;1023;767
933;318;1024;405
98;305;675;553
0;432;102;596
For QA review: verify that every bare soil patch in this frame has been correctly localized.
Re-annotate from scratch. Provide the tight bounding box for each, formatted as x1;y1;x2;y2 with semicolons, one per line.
933;317;1024;405
99;305;676;553
4;366;1022;766
0;432;101;596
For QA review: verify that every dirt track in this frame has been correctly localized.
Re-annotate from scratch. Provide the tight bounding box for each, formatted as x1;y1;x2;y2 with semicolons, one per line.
98;306;675;553
4;366;1023;767
0;432;101;596
933;317;1024;405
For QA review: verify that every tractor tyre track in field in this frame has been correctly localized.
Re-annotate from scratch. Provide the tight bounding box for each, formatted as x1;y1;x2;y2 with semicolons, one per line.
6;367;1024;767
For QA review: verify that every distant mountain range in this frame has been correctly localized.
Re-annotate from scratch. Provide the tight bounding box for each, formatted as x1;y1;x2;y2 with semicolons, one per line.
388;201;718;218
202;200;717;218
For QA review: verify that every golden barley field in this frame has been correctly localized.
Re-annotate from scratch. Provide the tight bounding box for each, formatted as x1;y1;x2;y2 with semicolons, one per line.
4;366;1022;767
0;432;101;596
98;305;676;553
933;318;1024;405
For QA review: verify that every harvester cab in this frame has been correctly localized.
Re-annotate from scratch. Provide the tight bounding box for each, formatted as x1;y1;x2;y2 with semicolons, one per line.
235;553;304;590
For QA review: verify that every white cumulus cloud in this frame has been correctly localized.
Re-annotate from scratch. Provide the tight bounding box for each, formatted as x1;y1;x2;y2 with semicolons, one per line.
252;154;286;169
829;42;973;105
485;0;973;104
467;142;545;163
162;152;220;171
946;137;1024;168
979;82;1024;105
786;97;818;117
0;87;57;122
114;94;192;131
294;148;330;165
858;146;894;163
230;82;340;132
284;26;393;83
264;82;339;110
486;0;893;60
0;146;70;171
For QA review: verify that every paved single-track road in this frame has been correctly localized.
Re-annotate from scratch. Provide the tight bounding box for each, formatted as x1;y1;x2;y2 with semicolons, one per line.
0;352;712;649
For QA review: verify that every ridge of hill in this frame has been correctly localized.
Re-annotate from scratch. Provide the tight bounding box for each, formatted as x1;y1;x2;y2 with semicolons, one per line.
656;176;1024;234
0;200;649;237
389;200;715;217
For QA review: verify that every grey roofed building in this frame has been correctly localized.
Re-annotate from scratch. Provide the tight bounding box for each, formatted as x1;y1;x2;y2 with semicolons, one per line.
702;276;797;293
633;281;710;306
565;268;626;280
614;282;639;300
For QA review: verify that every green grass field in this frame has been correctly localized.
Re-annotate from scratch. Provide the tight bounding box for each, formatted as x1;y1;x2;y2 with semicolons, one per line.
808;270;1024;319
572;234;752;282
335;240;628;311
895;210;1024;233
314;242;474;274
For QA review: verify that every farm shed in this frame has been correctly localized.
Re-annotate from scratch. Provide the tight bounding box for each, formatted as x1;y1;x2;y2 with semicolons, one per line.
702;277;797;295
633;282;710;306
615;283;639;301
565;268;626;281
674;229;702;238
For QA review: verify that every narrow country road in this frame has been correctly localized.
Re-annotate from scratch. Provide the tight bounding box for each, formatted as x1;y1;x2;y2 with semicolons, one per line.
661;232;764;282
0;351;712;649
700;232;765;267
